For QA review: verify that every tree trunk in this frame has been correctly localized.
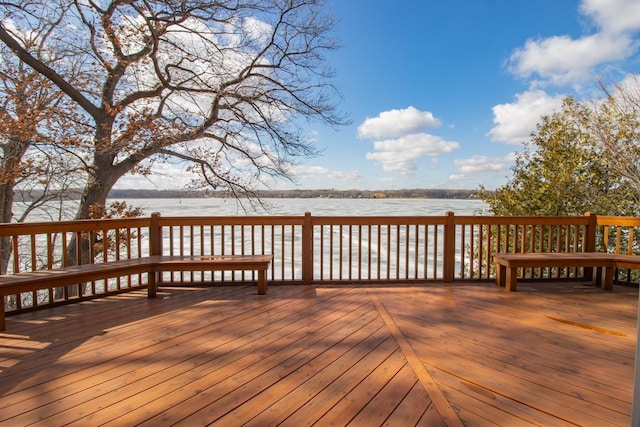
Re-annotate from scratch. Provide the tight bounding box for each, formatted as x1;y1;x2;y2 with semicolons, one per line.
0;182;14;274
61;157;120;298
67;153;121;263
75;172;114;221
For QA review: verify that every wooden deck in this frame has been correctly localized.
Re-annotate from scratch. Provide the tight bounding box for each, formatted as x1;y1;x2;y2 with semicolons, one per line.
0;281;637;426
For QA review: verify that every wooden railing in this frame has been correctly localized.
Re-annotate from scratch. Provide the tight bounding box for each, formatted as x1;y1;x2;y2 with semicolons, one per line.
2;212;639;317
596;215;640;285
453;214;596;281
153;214;306;285
0;217;152;314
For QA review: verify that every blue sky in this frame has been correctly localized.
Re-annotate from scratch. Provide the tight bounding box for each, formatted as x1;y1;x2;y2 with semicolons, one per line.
117;0;640;192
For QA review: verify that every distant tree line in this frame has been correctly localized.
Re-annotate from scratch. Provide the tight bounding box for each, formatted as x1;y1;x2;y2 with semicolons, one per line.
107;188;481;200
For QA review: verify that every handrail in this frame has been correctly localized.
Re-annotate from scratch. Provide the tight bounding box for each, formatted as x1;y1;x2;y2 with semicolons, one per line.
0;217;151;235
1;211;639;317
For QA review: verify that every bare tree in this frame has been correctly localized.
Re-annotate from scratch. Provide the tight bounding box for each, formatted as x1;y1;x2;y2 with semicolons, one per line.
595;76;640;199
0;0;348;222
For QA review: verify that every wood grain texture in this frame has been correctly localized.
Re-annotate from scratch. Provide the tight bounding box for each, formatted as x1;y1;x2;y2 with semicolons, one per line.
0;281;636;426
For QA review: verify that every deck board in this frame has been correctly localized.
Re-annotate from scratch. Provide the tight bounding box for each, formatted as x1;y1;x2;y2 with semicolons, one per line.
372;283;637;426
0;281;637;426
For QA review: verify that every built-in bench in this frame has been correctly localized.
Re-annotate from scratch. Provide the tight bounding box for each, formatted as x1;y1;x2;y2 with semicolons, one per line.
493;252;640;291
0;254;273;330
150;255;273;296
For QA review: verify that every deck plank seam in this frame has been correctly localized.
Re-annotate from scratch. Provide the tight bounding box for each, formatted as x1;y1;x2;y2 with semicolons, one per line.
367;289;464;427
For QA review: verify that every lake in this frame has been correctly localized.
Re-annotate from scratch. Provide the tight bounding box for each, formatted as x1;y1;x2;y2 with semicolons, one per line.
118;198;489;217
14;197;489;222
11;197;490;282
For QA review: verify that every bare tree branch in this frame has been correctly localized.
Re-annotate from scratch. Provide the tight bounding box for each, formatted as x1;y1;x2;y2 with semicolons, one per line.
0;0;349;221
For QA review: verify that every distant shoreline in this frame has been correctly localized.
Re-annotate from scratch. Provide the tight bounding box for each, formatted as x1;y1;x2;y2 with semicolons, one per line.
108;188;483;200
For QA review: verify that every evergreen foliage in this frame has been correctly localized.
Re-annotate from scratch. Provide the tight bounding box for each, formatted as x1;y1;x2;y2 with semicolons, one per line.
479;97;639;216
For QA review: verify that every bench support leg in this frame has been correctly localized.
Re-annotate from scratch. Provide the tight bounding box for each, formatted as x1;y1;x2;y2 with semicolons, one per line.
594;266;614;290
603;266;614;291
0;305;4;331
505;267;518;292
496;264;506;287
594;267;603;287
584;266;594;282
148;271;157;298
257;270;267;295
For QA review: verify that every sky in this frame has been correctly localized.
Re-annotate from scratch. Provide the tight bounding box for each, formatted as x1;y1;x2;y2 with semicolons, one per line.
116;0;640;192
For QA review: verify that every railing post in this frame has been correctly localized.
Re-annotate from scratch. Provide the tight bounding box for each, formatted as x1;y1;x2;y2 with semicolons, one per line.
149;212;162;256
148;212;162;298
302;212;313;284
583;212;597;253
443;211;455;282
583;212;597;281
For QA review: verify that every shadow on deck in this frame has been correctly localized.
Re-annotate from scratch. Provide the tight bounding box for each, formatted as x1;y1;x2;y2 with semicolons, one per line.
0;281;637;426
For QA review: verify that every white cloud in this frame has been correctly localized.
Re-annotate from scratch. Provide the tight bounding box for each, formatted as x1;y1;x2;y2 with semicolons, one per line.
366;134;459;173
507;0;640;87
454;155;505;174
450;154;514;183
580;0;640;34
357;106;442;139
488;90;565;145
508;32;634;86
242;17;273;45
288;165;362;181
358;106;458;174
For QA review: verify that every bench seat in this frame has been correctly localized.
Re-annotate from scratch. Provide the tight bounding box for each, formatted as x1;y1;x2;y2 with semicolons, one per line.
0;258;155;296
150;255;273;295
493;252;640;291
0;254;273;330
